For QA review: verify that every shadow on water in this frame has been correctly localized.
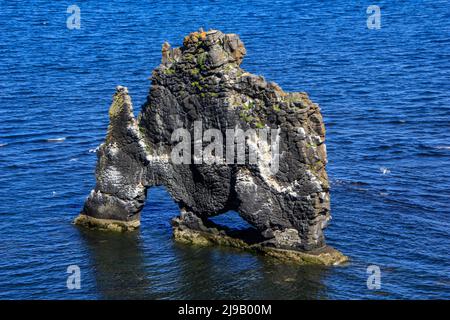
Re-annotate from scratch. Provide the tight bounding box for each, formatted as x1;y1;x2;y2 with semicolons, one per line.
170;241;331;299
77;221;332;299
76;187;332;299
76;227;152;299
168;211;331;299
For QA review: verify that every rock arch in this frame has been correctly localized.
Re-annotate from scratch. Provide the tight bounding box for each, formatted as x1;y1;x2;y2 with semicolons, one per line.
75;30;347;265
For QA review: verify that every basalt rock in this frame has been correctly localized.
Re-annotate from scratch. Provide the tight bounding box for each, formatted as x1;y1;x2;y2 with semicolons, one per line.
75;29;347;265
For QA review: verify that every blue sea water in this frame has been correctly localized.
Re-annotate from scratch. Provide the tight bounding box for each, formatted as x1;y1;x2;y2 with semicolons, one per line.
0;0;449;299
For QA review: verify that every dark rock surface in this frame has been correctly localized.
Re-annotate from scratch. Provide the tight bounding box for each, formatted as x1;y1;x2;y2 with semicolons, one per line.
76;30;345;263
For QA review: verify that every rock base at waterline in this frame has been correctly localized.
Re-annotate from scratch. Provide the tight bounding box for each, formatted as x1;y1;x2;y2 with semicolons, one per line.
172;216;348;266
73;214;140;232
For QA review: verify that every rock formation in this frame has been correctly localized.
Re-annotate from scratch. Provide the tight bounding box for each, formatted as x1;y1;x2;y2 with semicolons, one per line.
75;30;347;265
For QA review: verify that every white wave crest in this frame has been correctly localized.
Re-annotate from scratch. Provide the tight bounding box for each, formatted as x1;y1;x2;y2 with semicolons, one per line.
89;146;100;153
47;137;66;142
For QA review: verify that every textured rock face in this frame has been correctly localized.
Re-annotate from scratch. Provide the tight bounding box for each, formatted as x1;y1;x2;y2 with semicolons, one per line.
76;30;344;262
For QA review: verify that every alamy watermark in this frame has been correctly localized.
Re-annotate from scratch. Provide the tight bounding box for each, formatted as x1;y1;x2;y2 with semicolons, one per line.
67;265;81;290
366;265;381;290
171;121;281;175
367;5;381;29
66;5;81;30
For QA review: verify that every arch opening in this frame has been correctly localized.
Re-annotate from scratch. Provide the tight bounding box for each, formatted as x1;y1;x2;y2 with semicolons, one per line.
141;186;265;245
206;211;265;245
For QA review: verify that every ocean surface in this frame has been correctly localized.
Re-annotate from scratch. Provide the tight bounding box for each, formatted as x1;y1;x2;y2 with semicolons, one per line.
0;0;449;299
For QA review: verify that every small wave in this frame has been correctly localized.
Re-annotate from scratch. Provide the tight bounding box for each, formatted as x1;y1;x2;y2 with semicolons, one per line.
69;158;78;162
0;143;7;147
331;179;370;188
89;146;100;153
380;167;391;175
387;119;406;124
349;181;369;186
435;146;450;150
46;137;66;142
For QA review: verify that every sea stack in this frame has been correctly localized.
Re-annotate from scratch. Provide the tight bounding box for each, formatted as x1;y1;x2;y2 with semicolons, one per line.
75;29;347;265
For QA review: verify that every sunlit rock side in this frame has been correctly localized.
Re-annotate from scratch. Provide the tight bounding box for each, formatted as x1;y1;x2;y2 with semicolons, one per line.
75;29;347;265
75;86;148;231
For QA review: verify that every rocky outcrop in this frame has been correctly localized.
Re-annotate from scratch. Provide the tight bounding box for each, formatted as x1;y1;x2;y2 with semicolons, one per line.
75;29;347;265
